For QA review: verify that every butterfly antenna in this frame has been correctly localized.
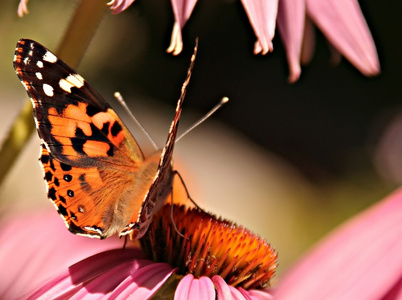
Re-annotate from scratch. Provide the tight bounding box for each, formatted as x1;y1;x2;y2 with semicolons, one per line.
114;91;158;151
176;97;229;143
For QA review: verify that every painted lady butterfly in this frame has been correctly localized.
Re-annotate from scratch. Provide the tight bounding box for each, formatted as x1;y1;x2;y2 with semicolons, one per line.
13;38;196;239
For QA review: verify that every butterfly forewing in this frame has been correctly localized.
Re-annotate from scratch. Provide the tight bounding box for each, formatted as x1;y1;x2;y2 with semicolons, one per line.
13;39;151;238
14;39;144;169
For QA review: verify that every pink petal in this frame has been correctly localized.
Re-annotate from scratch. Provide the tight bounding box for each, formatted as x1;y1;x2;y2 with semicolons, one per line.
17;0;29;17
212;276;273;300
167;22;184;56
0;210;122;299
228;285;250;300
109;262;175;298
240;287;274;300
306;0;380;76
167;0;198;55
27;249;148;299
274;188;402;299
175;274;216;300
213;275;232;299
241;0;279;55
107;0;135;15
277;0;306;82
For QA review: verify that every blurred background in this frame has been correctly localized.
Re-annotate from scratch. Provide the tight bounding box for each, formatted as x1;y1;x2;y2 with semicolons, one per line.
0;0;401;276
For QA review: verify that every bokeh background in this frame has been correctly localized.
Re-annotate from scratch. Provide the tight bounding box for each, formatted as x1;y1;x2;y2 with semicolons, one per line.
0;0;401;276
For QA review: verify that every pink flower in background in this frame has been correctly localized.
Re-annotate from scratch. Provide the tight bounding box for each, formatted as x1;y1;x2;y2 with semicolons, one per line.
17;0;29;17
240;0;279;55
274;188;402;299
17;0;379;82
277;0;380;82
165;0;380;82
167;0;199;55
107;0;135;15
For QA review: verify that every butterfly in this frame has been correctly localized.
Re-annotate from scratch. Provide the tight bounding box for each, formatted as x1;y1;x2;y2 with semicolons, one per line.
13;38;196;239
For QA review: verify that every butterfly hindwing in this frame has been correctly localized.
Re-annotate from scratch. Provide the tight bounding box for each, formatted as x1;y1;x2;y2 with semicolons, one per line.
40;144;139;238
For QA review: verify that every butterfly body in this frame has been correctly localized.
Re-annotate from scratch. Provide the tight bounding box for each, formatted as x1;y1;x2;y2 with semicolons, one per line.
13;39;192;239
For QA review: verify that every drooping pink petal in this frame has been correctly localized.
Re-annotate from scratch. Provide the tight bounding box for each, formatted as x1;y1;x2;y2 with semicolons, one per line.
27;249;148;299
228;286;249;300
27;249;175;299
110;262;176;298
241;0;279;55
167;22;184;56
175;274;216;300
107;0;135;15
213;275;232;299
238;287;273;300
306;0;380;76
274;188;402;300
0;210;122;299
277;0;306;82
167;0;198;55
17;0;30;17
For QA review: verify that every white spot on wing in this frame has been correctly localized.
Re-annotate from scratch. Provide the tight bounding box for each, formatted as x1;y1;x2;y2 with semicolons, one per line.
37;61;44;68
43;51;57;63
43;84;54;97
28;50;33;56
23;57;29;65
35;72;43;80
59;74;85;93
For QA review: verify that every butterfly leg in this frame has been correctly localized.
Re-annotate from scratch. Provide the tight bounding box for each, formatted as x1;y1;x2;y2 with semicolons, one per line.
122;235;128;249
173;170;205;212
169;188;185;238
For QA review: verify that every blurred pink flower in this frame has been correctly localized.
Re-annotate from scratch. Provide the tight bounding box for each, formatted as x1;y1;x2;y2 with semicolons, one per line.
3;188;401;299
107;0;135;15
166;0;380;82
274;187;402;299
0;210;122;299
17;0;379;82
17;0;29;17
167;0;198;55
240;0;279;55
277;0;380;82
